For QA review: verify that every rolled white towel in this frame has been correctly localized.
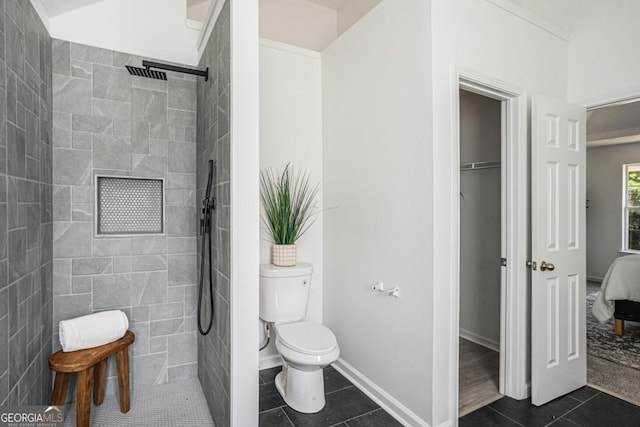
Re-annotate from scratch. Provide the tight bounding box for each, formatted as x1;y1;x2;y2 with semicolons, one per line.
59;310;129;352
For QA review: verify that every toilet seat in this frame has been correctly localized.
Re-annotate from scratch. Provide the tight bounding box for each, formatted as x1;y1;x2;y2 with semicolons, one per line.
276;321;337;356
272;320;340;413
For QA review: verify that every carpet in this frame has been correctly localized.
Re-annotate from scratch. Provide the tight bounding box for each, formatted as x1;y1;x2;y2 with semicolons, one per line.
588;355;640;406
587;291;640;407
587;293;640;370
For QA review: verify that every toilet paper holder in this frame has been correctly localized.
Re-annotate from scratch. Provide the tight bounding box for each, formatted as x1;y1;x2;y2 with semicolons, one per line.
371;282;400;298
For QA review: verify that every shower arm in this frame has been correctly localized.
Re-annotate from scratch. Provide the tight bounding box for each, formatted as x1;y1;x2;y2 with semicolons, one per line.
142;60;209;81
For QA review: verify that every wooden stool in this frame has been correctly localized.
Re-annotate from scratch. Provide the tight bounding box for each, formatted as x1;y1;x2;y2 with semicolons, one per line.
49;331;135;427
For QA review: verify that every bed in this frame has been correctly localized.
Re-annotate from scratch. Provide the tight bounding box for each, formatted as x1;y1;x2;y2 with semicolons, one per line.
592;255;640;336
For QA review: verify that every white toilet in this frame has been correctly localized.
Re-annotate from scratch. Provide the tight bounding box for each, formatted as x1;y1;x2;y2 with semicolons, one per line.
259;263;340;413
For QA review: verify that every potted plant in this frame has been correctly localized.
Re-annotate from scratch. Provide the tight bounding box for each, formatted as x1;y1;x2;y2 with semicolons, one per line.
260;163;320;267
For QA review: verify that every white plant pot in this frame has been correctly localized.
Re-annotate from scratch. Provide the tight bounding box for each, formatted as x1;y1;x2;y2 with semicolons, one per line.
272;244;297;267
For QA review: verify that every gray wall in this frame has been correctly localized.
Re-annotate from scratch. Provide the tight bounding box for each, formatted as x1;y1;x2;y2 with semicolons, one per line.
51;40;198;393
196;2;230;426
459;90;501;348
0;0;54;406
586;143;640;279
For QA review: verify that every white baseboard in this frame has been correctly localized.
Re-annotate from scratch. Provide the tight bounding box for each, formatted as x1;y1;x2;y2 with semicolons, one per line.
587;275;604;283
259;354;282;370
459;328;500;352
332;358;430;427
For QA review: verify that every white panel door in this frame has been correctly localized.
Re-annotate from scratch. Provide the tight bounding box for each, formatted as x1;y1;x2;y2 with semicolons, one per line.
531;95;586;406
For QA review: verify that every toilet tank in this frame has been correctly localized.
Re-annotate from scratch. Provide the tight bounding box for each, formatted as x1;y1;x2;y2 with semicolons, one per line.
259;263;313;323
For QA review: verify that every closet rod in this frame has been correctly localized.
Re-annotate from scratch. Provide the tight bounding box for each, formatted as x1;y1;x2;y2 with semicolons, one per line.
460;160;501;171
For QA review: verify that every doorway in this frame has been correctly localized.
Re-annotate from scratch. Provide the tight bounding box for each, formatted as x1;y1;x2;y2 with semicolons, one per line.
451;72;530;422
458;90;504;416
585;99;640;406
452;74;591;422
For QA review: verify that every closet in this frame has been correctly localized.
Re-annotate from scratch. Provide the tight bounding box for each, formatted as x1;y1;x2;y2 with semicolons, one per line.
458;90;503;416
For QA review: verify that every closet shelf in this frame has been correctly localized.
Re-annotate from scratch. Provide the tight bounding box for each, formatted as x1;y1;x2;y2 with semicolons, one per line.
460;160;501;171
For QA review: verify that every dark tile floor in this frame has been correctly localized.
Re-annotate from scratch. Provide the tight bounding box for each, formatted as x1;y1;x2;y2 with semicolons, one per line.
259;366;403;427
261;364;640;426
460;386;640;427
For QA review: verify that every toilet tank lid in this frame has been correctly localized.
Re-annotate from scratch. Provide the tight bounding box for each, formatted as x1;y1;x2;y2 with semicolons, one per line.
259;262;312;278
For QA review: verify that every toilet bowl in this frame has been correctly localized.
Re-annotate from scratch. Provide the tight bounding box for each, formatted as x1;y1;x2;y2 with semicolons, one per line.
259;263;340;413
273;321;340;413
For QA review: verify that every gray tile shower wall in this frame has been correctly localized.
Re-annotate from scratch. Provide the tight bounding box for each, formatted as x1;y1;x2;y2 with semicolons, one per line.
0;1;54;406
197;1;231;426
52;40;198;394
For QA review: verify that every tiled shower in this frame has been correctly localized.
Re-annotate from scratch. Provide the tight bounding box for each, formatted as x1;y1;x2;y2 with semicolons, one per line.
1;0;230;424
0;0;54;407
196;2;231;427
52;36;199;391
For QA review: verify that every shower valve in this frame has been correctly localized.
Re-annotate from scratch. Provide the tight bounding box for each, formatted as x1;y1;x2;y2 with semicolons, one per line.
200;197;216;235
203;197;216;211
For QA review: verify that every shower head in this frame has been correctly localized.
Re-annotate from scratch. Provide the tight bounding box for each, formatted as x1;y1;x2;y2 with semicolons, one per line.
127;60;209;81
125;65;167;80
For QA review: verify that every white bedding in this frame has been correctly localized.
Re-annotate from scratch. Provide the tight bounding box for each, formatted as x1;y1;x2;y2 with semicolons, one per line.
592;255;640;323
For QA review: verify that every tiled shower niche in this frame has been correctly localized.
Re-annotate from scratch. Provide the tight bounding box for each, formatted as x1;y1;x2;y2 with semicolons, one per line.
96;176;164;235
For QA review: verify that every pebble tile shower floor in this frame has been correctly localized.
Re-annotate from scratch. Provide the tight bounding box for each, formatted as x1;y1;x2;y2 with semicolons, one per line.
62;379;214;427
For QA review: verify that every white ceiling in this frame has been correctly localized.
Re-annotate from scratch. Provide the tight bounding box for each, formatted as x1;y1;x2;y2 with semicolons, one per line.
587;101;640;147
187;0;211;21
38;0;580;28
39;0;578;33
39;0;207;17
505;0;581;36
39;0;108;17
307;0;348;11
187;0;209;6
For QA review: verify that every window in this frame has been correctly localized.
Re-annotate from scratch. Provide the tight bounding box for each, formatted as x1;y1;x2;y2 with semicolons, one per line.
623;164;640;251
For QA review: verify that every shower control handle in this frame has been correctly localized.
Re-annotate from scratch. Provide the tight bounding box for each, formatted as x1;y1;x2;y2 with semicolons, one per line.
540;261;555;272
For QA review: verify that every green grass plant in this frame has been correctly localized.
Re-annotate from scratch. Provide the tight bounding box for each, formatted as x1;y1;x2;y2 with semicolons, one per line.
260;164;319;245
